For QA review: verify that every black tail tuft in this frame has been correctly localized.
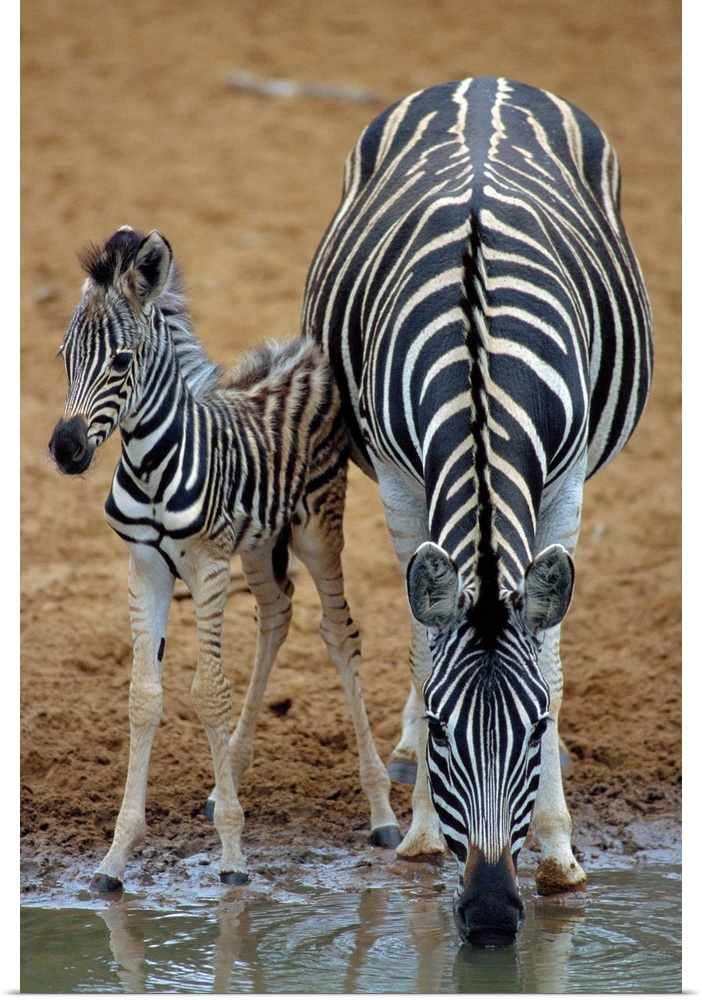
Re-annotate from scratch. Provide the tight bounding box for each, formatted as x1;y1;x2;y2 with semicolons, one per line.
272;527;291;586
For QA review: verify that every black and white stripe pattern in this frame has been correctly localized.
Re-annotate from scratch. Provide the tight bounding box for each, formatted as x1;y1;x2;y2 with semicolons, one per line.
302;77;652;944
50;226;400;892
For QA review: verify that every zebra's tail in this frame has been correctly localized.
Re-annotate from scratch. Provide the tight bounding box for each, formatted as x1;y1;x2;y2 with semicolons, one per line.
272;525;293;592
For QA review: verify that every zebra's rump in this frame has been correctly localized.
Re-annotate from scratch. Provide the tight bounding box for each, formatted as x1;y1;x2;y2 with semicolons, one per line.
301;77;653;491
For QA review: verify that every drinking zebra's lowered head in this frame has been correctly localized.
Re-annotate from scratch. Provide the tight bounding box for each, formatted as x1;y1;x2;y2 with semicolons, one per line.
49;225;401;892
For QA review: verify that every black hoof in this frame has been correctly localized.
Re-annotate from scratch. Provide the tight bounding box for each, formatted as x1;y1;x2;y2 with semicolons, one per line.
220;870;249;885
91;873;123;895
387;760;417;785
370;825;403;849
204;798;216;822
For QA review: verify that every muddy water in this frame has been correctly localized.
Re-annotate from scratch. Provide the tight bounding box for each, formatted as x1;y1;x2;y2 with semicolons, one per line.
20;857;681;993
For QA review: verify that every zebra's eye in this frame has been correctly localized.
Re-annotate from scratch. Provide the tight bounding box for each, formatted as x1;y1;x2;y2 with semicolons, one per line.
529;717;549;746
426;716;449;748
110;351;132;373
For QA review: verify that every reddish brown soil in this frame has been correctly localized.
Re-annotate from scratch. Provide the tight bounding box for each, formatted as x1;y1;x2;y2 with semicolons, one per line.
21;0;680;898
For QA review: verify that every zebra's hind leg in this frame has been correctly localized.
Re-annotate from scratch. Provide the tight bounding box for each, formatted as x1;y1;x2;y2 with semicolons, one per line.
189;557;248;884
92;548;174;892
291;509;401;849
205;542;294;820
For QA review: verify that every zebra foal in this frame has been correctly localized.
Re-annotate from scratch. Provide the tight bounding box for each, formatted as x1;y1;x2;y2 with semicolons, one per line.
302;78;653;945
48;226;400;891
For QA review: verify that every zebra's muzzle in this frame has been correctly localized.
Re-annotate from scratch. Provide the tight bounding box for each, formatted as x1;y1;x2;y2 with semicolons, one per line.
49;415;96;475
454;844;525;948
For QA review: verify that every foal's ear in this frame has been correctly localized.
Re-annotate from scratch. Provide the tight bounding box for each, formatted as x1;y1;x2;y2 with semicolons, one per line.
127;231;172;306
407;542;465;631
518;544;574;635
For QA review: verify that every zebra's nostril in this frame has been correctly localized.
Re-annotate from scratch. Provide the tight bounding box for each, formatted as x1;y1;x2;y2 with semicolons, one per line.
49;416;94;475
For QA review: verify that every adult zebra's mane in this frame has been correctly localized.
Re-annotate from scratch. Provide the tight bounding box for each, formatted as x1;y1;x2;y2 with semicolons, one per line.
460;214;507;640
77;228;223;400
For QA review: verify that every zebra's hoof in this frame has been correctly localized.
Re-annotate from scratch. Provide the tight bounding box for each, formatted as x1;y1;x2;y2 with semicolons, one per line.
90;873;124;895
220;869;249;885
204;798;216;822
387;760;417;785
370;824;403;849
535;857;587;896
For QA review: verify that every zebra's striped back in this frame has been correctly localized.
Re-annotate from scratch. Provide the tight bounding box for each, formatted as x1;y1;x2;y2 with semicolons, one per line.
303;77;652;583
302;78;652;944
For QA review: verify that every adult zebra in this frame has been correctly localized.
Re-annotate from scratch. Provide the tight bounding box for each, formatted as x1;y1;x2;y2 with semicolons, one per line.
49;227;400;891
301;77;652;946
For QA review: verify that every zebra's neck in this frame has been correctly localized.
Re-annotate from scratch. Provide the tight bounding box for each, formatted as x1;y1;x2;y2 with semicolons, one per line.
119;317;193;483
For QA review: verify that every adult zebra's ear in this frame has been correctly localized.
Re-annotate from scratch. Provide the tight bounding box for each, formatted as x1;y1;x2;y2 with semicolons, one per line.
407;542;465;631
128;231;173;307
519;544;575;635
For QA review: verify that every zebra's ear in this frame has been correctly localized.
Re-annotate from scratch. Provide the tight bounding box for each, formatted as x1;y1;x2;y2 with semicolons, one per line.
407;542;465;631
128;231;172;306
519;544;574;635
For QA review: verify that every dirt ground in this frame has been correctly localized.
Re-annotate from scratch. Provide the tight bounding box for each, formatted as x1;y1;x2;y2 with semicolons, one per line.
20;0;681;900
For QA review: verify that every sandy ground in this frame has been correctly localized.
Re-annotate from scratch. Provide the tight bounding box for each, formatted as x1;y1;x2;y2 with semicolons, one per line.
20;0;680;902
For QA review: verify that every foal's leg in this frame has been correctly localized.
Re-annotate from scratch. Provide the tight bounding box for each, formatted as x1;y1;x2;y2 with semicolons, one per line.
189;557;247;883
292;501;401;848
204;542;293;819
93;547;174;891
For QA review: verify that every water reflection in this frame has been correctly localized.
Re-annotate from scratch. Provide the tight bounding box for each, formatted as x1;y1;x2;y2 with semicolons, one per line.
89;884;584;993
21;866;681;994
453;897;586;993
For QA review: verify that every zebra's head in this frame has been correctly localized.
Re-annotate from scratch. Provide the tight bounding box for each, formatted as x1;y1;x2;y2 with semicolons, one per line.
407;540;574;947
49;227;173;475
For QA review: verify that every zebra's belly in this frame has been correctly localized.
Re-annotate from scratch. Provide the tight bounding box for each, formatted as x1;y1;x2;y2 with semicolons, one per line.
105;483;282;576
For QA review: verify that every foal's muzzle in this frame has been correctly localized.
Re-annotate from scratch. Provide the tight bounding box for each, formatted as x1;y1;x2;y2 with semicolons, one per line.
49;415;95;475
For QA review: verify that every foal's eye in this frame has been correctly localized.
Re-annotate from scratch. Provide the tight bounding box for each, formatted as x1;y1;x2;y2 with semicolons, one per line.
529;717;549;746
426;716;449;748
110;352;132;373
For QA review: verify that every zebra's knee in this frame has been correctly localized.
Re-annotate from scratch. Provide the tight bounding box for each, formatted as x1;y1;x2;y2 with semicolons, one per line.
191;664;233;732
128;677;163;731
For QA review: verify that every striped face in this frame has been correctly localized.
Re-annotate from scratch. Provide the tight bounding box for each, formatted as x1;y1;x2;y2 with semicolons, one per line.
57;289;142;457
423;618;550;867
50;228;174;476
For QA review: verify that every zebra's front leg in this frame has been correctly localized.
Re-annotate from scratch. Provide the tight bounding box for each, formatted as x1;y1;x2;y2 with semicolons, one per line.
395;617;445;858
531;461;587;895
190;558;247;884
205;543;293;819
292;520;401;848
378;479;444;857
93;548;174;892
530;625;587;895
